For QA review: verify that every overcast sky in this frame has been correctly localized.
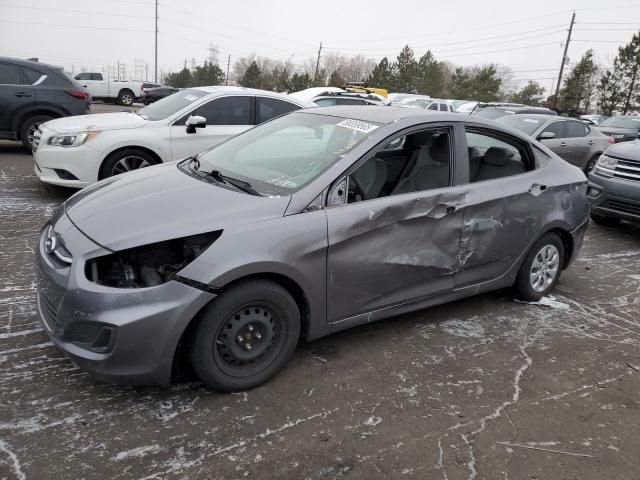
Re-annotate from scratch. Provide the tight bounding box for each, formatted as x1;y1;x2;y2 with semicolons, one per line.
1;0;638;93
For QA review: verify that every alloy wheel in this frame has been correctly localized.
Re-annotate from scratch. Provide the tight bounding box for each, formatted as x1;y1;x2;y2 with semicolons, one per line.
111;155;152;176
529;244;560;293
27;122;43;148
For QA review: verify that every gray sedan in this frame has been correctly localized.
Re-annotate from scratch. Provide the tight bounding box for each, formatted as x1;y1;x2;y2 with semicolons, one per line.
497;114;612;172
36;107;589;391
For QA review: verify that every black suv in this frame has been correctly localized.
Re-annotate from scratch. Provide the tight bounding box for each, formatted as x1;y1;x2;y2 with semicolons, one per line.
0;57;91;150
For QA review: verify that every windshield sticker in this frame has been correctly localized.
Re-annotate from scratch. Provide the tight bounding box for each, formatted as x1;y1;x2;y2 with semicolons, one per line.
336;119;379;133
184;94;199;101
523;119;541;124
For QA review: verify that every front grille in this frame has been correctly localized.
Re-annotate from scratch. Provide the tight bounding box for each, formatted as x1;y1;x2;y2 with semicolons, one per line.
40;292;59;330
609;156;640;182
32;127;42;151
601;199;640;216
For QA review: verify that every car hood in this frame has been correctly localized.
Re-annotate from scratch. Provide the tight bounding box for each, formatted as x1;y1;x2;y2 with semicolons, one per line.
605;139;640;161
44;112;147;134
64;162;291;251
596;126;638;136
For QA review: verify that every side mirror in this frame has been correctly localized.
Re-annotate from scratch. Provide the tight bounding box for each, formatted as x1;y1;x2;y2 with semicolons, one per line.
538;131;556;141
186;115;207;134
327;177;348;206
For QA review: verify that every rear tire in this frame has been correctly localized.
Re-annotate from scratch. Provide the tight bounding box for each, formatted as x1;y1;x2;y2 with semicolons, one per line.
583;154;600;174
19;114;53;151
99;148;159;179
188;279;301;392
117;89;135;106
590;213;621;226
515;232;565;301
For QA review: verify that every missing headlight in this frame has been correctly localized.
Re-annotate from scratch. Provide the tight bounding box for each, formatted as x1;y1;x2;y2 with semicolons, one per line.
85;231;221;288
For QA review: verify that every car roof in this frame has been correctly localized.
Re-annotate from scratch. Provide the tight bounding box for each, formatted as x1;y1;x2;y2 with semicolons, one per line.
0;56;62;72
191;86;313;106
300;105;467;124
498;113;564;122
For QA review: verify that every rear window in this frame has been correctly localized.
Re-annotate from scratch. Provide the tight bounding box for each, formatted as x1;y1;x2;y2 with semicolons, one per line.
566;121;588;137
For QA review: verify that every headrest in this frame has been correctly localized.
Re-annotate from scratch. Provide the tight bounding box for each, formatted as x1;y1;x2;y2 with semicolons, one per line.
407;131;433;149
429;134;450;163
483;146;509;166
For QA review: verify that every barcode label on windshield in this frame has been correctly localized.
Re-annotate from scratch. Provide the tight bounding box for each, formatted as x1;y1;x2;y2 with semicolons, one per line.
336;119;379;133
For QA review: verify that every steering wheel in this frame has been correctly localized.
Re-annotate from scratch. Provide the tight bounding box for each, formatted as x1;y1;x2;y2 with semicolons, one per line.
348;174;368;202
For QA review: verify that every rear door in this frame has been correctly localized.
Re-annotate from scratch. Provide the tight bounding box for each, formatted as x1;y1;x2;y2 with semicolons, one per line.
538;120;568;160
564;120;592;168
325;125;465;322
455;126;546;287
255;97;301;124
0;62;34;134
170;95;253;160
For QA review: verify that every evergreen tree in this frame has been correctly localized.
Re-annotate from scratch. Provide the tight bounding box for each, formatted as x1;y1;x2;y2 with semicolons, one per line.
165;65;193;88
416;51;446;97
559;50;599;113
449;65;501;101
395;45;418;93
367;57;396;90
239;60;262;88
449;67;472;99
511;80;546;106
192;60;225;87
286;72;312;92
617;32;640;113
328;70;345;88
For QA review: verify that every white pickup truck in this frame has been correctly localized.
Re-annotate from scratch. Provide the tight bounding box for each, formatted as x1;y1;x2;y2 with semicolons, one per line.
73;72;144;106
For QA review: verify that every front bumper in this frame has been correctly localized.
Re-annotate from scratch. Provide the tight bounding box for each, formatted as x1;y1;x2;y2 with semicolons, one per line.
35;216;216;385
588;173;640;223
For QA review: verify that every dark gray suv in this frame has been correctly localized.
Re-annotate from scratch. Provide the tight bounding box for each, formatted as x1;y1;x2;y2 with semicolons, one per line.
0;57;91;150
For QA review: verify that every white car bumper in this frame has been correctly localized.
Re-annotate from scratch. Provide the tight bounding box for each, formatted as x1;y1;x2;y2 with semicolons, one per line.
33;128;102;188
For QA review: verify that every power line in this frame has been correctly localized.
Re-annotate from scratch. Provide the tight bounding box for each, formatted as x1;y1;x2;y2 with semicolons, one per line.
1;4;149;18
0;19;152;32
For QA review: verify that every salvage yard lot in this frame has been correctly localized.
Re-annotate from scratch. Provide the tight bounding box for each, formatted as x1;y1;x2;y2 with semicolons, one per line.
1;122;640;478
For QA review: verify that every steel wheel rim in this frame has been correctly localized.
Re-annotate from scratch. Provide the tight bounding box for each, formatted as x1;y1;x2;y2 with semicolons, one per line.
529;244;560;293
213;303;284;377
27;122;43;146
111;155;151;175
121;94;133;105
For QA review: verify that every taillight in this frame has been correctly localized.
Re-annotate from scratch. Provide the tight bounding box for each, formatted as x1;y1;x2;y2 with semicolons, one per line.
66;90;89;100
140;84;144;91
607;136;615;144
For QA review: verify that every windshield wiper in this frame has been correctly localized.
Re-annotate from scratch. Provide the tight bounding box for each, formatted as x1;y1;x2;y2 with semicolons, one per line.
207;170;262;196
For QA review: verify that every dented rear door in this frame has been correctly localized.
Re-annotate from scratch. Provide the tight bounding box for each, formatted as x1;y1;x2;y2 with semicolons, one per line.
325;187;467;323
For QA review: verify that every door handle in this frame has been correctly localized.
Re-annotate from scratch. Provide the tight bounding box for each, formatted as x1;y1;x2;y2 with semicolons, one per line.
15;92;31;97
560;142;567;147
587;140;595;145
445;205;457;213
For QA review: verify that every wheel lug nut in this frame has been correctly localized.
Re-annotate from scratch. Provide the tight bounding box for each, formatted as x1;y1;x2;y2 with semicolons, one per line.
245;343;252;351
254;332;262;340
236;335;244;343
247;324;254;332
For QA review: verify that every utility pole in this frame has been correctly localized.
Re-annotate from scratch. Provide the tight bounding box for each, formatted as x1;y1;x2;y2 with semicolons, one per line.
552;11;575;109
117;60;120;81
314;41;323;81
225;54;231;85
154;0;158;83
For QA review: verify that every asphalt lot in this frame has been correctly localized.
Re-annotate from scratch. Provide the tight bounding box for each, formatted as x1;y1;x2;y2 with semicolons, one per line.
1;106;640;479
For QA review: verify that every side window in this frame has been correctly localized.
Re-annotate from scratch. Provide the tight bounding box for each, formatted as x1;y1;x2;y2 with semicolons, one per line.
256;97;300;124
75;72;91;81
90;73;103;81
194;96;252;125
0;63;26;85
566;120;588;138
346;128;451;203
21;68;42;84
439;103;448;111
427;103;439;111
314;98;336;106
336;98;365;105
541;121;566;139
466;130;530;183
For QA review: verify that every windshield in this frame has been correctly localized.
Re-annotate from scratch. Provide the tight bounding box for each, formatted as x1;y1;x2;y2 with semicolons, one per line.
598;116;640;129
138;88;206;121
497;115;544;135
192;112;377;196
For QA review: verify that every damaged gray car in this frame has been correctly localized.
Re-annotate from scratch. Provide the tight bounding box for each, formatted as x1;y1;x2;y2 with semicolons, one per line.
36;106;589;391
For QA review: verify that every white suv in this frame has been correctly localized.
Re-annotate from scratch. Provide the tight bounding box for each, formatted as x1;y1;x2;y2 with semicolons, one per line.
33;86;311;188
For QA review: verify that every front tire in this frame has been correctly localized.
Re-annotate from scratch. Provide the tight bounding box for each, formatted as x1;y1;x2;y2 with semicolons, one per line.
20;114;53;151
117;89;135;106
515;232;565;301
99;148;158;179
188;279;301;392
583;154;600;175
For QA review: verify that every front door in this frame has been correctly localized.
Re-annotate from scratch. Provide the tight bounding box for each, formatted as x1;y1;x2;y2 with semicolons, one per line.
324;126;465;323
170;95;253;160
0;62;35;134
